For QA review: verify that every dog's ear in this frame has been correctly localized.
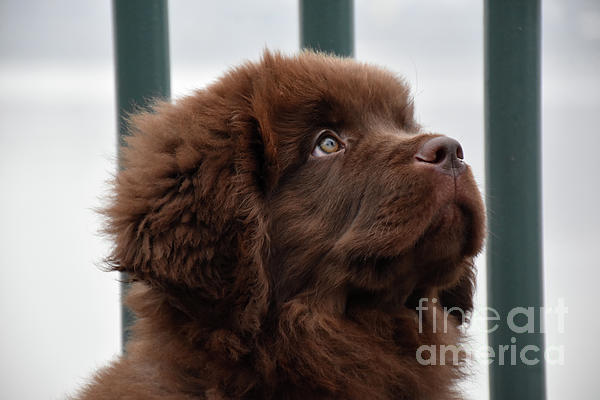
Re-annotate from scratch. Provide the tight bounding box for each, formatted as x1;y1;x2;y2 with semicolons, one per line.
103;94;270;327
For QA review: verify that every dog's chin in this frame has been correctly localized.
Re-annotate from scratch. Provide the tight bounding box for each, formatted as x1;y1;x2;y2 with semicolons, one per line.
416;203;472;260
411;199;481;283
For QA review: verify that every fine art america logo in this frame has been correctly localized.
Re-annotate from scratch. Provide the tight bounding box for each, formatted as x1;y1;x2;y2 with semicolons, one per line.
415;298;567;366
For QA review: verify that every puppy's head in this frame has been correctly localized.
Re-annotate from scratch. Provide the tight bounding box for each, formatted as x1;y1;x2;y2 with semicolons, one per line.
105;51;485;331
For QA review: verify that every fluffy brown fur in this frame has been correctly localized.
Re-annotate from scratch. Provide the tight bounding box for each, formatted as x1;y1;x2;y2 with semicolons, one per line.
76;51;485;400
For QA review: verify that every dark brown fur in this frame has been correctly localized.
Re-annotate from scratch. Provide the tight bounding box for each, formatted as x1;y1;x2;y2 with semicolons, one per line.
76;51;485;400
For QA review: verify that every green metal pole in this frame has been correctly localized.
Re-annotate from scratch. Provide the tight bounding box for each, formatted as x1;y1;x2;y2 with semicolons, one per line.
485;1;545;399
300;0;354;57
112;0;170;349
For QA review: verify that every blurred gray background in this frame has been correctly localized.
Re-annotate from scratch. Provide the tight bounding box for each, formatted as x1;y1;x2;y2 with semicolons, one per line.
0;0;598;398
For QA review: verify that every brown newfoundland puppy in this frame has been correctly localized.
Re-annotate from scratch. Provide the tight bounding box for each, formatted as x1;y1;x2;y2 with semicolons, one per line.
78;51;485;399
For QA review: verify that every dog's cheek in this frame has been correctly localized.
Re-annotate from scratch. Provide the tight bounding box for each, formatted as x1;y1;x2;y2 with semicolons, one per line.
271;162;358;239
333;172;438;258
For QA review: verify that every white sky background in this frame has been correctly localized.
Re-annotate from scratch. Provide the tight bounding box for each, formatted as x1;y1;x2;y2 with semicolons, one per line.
0;1;598;399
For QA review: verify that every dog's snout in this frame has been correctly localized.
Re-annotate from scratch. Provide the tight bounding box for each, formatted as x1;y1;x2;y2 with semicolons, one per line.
415;136;466;176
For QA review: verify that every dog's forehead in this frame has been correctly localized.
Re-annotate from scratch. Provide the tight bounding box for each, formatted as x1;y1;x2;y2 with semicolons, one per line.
252;54;415;134
290;58;408;111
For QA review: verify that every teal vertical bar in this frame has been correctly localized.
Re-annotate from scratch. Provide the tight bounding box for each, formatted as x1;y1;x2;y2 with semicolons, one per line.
300;0;354;57
485;1;546;399
112;0;171;349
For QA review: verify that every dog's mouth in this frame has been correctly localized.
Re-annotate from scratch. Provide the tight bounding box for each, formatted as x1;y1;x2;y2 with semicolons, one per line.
403;287;428;313
344;197;480;291
345;196;482;303
344;275;429;319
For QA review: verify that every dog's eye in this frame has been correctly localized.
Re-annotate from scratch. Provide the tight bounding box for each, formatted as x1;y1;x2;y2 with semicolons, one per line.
312;131;343;157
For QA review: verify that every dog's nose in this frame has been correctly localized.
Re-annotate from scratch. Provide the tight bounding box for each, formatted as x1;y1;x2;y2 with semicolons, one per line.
415;136;466;176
